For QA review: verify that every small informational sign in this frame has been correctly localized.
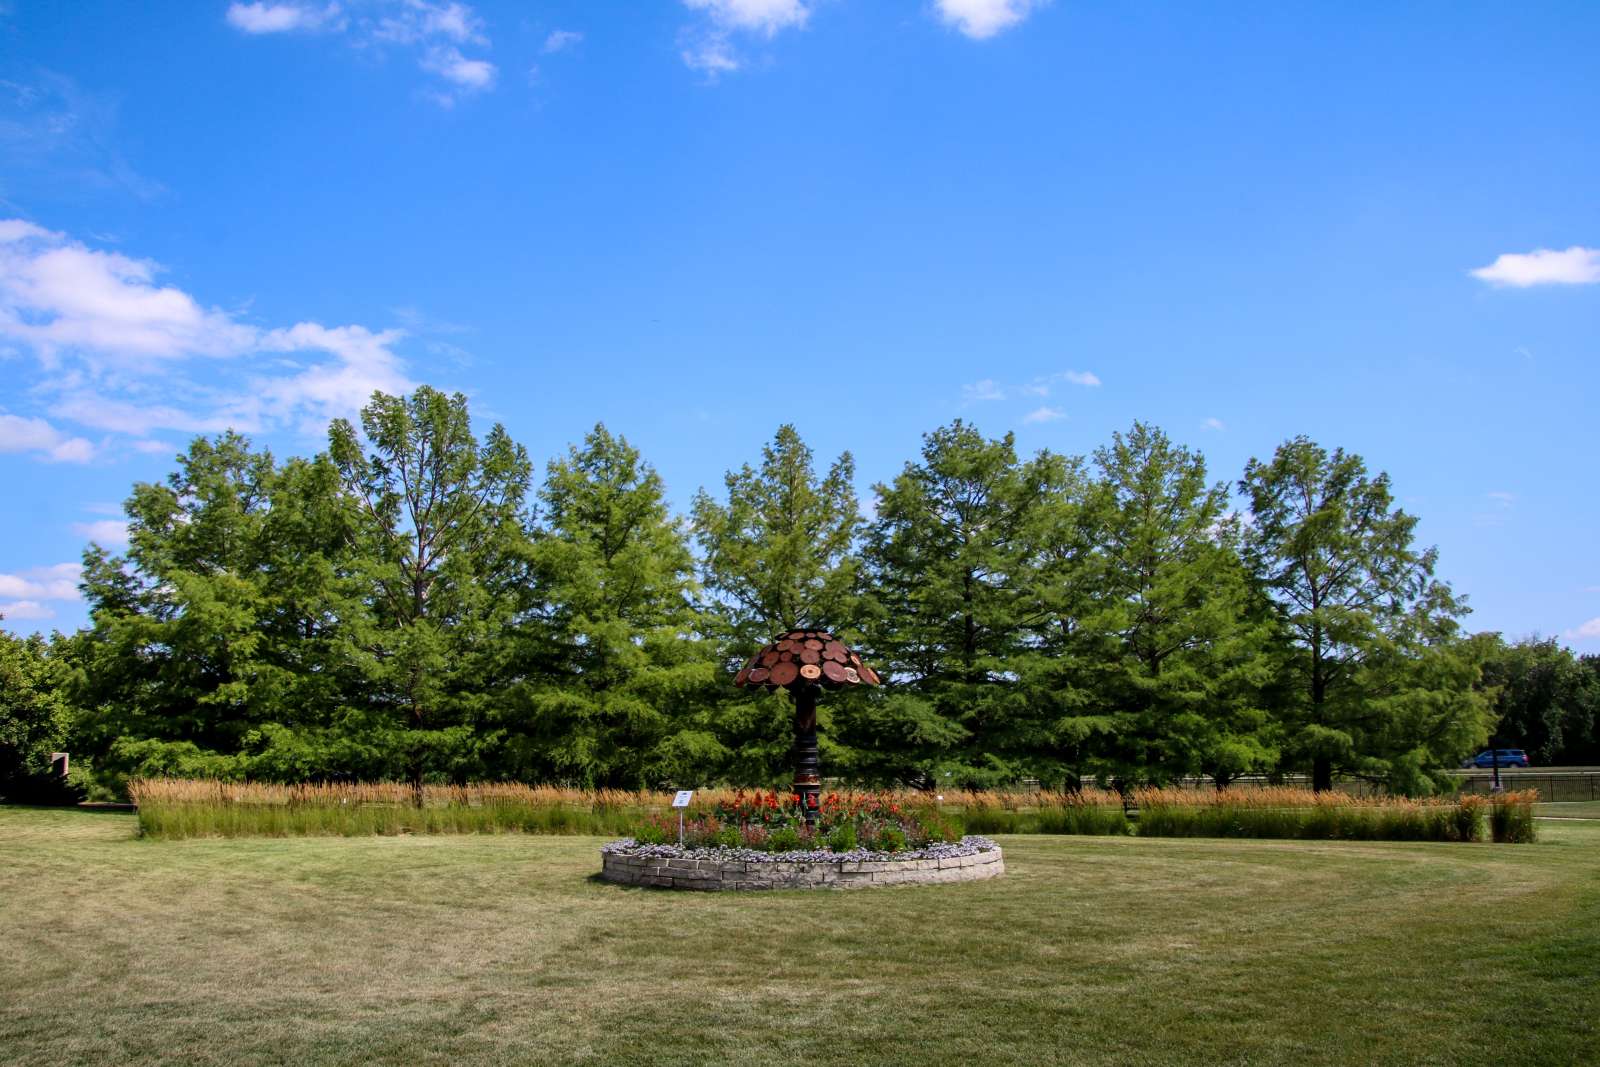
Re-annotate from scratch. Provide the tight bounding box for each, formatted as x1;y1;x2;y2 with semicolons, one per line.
671;790;694;809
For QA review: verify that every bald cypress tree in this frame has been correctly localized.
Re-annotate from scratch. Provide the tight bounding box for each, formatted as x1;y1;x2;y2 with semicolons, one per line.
505;424;724;787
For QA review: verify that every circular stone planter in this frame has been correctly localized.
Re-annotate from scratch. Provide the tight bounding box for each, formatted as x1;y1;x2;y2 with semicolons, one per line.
599;837;1004;891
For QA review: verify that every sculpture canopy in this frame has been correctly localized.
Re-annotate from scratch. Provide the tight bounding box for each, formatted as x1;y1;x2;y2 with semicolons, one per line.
733;629;881;691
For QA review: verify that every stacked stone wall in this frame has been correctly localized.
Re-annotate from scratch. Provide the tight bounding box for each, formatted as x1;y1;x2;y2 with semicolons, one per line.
599;847;1003;890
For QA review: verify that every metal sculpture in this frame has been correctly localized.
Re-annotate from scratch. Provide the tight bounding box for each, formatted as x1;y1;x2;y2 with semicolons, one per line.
733;629;880;825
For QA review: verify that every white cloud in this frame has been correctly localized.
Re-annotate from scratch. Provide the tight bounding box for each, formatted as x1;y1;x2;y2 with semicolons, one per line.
71;520;129;546
682;37;742;75
1;219;419;454
0;413;94;462
1021;369;1101;397
680;0;809;76
684;0;809;35
962;379;1006;402
1201;417;1226;432
0;600;54;621
0;222;255;362
227;0;496;103
543;30;582;54
935;0;1044;40
1023;406;1065;424
421;45;496;92
0;563;81;602
1486;491;1516;507
225;2;342;34
1566;617;1600;642
1471;246;1600;288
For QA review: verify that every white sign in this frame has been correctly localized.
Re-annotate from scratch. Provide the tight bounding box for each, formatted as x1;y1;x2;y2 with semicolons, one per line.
672;790;694;809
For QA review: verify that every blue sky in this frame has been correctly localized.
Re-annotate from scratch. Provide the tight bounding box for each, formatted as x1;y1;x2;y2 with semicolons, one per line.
1;0;1597;648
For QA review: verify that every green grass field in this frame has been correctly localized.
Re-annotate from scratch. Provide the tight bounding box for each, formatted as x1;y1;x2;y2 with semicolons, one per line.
2;806;1596;1066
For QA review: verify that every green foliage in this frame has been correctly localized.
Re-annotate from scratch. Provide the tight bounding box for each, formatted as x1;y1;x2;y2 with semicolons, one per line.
1476;636;1599;765
767;825;801;852
860;421;1073;787
824;822;857;852
45;390;1499;801
691;424;861;640
1239;437;1492;791
1135;796;1485;842
0;631;80;803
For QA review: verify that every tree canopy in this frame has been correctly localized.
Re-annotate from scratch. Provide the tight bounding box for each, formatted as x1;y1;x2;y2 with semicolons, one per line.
3;388;1519;800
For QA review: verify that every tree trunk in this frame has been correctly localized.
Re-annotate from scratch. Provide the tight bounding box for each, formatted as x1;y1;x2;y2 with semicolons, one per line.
1312;755;1333;793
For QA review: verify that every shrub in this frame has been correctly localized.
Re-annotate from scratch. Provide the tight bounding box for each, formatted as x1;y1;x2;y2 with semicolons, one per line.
824;822;857;852
1490;791;1537;843
875;825;907;852
767;826;801;853
634;819;670;845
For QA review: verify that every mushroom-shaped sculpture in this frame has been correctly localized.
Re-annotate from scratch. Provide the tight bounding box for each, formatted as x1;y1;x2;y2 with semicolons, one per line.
734;629;880;824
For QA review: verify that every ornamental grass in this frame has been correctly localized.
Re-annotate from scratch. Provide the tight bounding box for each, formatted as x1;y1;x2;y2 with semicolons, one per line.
1131;787;1509;843
127;779;1537;843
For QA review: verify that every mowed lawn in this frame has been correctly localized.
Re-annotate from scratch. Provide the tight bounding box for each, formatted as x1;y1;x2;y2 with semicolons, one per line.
2;807;1597;1067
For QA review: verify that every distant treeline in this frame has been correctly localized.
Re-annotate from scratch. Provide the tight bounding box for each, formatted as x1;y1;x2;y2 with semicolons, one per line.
3;386;1597;802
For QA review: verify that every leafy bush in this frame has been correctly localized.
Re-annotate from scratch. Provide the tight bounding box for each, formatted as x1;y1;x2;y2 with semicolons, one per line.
767;826;801;852
825;823;857;852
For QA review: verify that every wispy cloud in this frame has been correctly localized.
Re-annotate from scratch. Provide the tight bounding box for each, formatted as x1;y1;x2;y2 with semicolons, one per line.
0;219;415;456
1566;617;1600;642
935;0;1046;40
0;72;164;201
1022;369;1102;397
961;379;1006;403
71;519;129;546
0;562;82;620
225;1;497;104
0;413;94;462
1023;406;1065;424
225;2;343;34
542;29;582;54
1201;417;1225;432
1471;246;1600;288
679;0;809;77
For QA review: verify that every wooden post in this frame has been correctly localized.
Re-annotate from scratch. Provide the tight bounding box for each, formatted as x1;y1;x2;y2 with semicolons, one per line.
792;683;820;826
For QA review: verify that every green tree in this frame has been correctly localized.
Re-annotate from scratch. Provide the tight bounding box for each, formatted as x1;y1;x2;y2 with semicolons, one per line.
0;630;76;802
860;421;1070;787
72;433;284;787
1477;636;1598;765
1240;437;1490;792
1076;423;1277;787
328;387;533;791
691;424;861;641
502;424;725;787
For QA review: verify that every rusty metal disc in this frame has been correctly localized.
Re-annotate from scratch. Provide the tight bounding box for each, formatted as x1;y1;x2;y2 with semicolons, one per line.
825;641;847;660
760;650;781;668
748;667;770;684
770;661;799;686
804;639;824;651
861;665;880;685
779;650;793;662
799;648;821;665
734;668;749;686
822;661;848;683
799;663;822;680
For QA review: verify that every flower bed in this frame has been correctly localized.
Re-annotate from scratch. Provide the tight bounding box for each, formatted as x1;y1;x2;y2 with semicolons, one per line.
599;835;1004;890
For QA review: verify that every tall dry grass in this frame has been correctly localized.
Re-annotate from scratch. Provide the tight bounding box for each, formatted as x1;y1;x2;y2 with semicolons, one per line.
1132;786;1492;842
128;779;1527;843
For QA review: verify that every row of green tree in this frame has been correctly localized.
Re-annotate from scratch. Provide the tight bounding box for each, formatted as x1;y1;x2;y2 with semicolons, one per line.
4;387;1594;801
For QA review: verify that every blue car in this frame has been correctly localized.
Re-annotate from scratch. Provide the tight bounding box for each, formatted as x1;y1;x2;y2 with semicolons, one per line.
1463;749;1530;769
